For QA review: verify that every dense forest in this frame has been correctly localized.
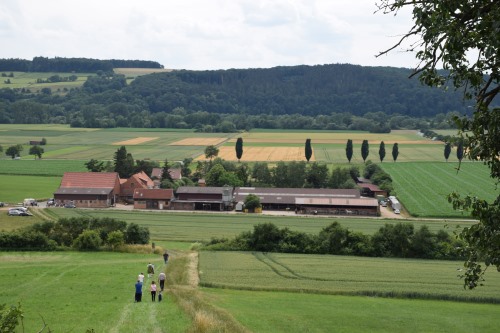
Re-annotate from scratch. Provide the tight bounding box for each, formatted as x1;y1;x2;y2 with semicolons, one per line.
0;60;480;131
0;57;163;72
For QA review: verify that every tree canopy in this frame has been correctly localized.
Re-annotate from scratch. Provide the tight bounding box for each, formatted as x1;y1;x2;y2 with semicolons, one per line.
378;0;500;288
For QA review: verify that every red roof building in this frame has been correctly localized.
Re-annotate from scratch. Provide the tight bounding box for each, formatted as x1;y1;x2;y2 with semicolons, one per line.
120;171;155;202
133;188;174;210
54;172;121;208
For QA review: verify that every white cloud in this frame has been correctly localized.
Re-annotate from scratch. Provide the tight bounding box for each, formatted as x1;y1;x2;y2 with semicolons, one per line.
1;0;419;70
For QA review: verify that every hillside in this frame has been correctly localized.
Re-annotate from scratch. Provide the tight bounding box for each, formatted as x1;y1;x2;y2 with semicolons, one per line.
0;62;472;130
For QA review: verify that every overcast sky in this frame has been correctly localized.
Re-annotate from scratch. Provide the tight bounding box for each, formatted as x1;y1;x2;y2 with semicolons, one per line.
1;0;417;70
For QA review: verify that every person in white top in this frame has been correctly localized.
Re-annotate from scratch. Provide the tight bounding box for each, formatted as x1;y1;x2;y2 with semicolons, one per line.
138;272;145;283
158;272;166;291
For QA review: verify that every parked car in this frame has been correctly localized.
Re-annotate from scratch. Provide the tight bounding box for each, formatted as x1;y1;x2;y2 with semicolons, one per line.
8;208;32;216
64;203;76;208
394;209;401;214
380;200;387;207
47;198;55;206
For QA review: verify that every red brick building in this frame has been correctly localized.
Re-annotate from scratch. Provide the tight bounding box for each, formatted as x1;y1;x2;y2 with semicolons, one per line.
119;171;155;203
54;172;121;208
133;188;174;210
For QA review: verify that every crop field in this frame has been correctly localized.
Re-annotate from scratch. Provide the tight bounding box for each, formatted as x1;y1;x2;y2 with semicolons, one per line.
381;162;499;217
0;159;86;176
198;146;315;162
42;209;472;242
170;137;229;146
199;251;500;302
202;289;500;333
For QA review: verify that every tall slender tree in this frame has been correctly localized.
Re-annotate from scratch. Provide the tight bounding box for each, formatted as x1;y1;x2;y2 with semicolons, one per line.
444;142;451;162
305;138;312;162
114;146;134;178
161;158;173;182
379;141;386;162
392;143;399;162
345;139;353;163
235;137;243;162
456;140;464;162
361;140;369;162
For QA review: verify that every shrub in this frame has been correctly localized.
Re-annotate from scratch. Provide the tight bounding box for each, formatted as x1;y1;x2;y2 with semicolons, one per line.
125;223;150;244
72;230;102;251
107;230;125;249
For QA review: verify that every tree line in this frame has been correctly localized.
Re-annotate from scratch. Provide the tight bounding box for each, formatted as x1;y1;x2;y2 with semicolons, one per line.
203;222;464;260
0;63;477;131
0;57;163;72
0;217;150;251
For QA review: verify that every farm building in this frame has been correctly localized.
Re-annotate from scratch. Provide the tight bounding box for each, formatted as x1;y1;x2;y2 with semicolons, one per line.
170;186;233;211
150;167;182;187
54;172;121;208
133;188;174;210
119;171;154;203
233;187;378;216
358;183;388;198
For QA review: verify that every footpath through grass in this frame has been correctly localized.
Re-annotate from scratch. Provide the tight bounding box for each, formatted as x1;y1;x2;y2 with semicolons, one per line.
0;251;190;332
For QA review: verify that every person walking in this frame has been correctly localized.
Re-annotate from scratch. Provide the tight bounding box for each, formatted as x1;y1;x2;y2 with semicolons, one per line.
163;251;169;264
134;280;143;303
147;263;155;278
150;281;157;302
158;272;166;291
138;272;145;283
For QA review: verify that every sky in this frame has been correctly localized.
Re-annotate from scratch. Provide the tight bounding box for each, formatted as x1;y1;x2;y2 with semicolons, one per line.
1;0;417;71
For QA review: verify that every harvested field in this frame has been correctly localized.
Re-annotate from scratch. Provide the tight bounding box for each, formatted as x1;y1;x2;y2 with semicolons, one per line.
196;146;314;161
228;138;440;144
112;137;159;145
113;68;173;75
170;138;227;146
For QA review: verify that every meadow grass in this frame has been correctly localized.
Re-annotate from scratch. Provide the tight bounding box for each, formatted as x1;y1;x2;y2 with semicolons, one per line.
0;251;191;333
0;72;96;91
0;159;86;176
44;209;473;242
381;162;499;217
199;251;500;302
0;175;61;204
202;288;500;333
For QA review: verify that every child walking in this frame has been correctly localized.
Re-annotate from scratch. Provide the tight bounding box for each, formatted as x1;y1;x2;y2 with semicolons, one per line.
150;281;157;302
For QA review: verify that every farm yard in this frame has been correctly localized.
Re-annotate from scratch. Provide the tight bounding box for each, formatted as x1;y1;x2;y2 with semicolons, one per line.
1;124;500;331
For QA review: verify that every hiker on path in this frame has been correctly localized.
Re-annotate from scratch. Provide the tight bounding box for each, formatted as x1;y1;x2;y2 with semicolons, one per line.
138;272;145;283
158;272;166;291
147;263;155;278
150;281;157;302
134;280;143;302
163;251;169;264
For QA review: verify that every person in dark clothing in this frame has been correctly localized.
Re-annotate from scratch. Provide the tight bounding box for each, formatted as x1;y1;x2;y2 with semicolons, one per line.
134;280;143;302
163;251;169;264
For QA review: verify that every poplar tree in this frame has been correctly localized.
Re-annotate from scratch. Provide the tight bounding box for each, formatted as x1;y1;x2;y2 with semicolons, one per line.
361;140;369;162
345;139;353;163
235;137;243;162
379;141;386;162
305;138;312;162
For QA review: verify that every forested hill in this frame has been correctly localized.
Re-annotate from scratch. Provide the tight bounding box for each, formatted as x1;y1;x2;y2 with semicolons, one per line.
0;63;473;130
0;57;163;72
129;64;468;117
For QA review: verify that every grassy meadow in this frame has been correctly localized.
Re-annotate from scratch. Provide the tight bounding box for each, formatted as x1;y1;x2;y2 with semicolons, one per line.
0;175;61;204
0;72;96;92
381;162;499;217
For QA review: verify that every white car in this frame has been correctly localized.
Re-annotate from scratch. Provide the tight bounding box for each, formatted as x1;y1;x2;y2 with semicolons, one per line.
394;209;400;214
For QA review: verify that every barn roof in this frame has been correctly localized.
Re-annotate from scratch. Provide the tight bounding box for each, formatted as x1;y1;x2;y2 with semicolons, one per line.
234;187;360;204
295;197;379;207
133;188;174;200
60;172;120;188
54;187;113;195
176;186;231;194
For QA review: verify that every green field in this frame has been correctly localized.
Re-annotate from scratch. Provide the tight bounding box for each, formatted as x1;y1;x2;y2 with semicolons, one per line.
1;249;499;333
199;251;500;302
0;72;96;92
381;162;499;217
0;159;86;176
0;175;61;204
41;209;473;242
0;251;190;332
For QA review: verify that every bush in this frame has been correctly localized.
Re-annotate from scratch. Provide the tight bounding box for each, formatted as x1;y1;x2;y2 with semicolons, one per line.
72;230;102;251
125;223;150;244
107;230;125;249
